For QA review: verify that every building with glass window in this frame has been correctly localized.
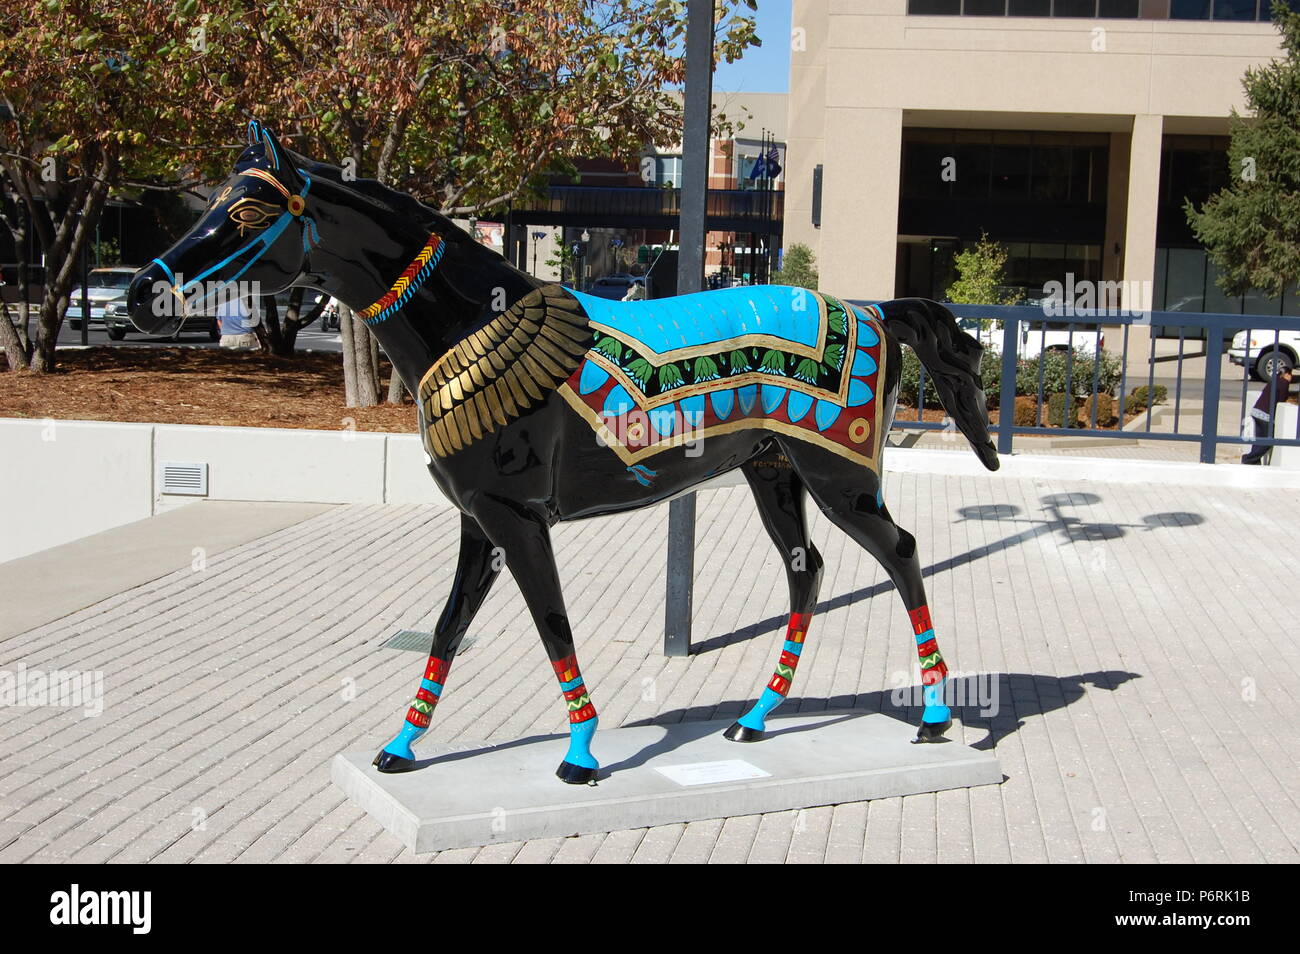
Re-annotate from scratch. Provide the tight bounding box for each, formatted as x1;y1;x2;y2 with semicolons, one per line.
785;0;1298;322
510;91;787;288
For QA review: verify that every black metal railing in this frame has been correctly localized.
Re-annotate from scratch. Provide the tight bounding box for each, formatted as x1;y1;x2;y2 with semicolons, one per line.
848;302;1300;464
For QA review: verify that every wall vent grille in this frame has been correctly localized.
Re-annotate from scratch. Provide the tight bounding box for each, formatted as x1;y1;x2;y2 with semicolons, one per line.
160;461;209;496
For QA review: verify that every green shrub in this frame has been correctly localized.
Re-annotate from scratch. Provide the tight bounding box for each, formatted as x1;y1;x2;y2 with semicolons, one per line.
1046;392;1076;427
1012;395;1041;427
772;243;819;290
978;348;1002;407
1016;348;1122;399
897;345;1002;409
897;347;940;408
1124;384;1168;416
1083;393;1118;427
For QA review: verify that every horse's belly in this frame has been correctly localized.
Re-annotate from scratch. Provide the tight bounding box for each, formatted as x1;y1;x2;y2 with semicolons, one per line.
560;291;889;474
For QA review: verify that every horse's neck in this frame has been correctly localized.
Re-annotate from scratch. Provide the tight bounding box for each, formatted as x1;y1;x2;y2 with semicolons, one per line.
401;244;545;379
307;179;538;392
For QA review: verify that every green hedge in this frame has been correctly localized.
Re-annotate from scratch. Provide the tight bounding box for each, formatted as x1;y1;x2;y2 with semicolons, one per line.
897;347;1002;409
1084;393;1118;427
1015;348;1123;399
898;345;1119;410
1046;392;1074;428
1124;384;1168;417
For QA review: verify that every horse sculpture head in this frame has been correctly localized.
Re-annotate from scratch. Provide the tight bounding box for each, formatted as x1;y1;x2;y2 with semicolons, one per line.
127;121;317;334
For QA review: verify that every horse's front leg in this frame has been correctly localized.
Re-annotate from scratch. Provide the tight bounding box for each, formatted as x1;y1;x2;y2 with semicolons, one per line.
374;512;500;773
472;500;600;784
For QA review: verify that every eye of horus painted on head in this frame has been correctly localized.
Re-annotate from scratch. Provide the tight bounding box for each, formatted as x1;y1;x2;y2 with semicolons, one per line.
227;196;281;234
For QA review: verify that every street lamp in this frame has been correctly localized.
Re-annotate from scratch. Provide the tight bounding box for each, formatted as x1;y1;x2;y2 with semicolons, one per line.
530;230;546;277
580;230;591;290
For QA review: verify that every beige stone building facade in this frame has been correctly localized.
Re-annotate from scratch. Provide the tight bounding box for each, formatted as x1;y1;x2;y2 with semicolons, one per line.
785;0;1292;315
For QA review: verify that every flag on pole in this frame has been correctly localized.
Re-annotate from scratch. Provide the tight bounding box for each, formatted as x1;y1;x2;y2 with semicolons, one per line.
764;146;781;179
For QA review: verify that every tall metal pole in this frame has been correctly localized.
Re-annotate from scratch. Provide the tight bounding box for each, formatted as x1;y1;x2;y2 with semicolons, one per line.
79;213;89;346
664;0;714;657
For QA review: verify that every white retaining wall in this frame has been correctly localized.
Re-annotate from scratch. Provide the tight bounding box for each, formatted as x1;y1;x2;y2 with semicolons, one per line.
0;418;450;564
6;415;1300;565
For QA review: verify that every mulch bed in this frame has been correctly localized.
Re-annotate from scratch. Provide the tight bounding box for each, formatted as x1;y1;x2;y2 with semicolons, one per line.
0;347;418;434
7;347;1248;435
896;399;1145;430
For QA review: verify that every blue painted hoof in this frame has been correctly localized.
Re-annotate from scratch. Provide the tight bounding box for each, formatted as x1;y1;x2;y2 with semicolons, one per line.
373;749;417;773
556;760;598;785
912;718;952;744
723;721;764;743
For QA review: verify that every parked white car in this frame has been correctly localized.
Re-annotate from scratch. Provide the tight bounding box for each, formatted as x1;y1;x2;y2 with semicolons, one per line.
1229;328;1296;380
957;318;1104;360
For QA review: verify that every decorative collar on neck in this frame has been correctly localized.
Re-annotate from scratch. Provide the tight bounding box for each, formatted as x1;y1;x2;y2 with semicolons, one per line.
358;234;446;326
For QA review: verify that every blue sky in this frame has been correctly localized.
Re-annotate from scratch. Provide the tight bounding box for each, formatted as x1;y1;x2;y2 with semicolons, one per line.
713;1;792;94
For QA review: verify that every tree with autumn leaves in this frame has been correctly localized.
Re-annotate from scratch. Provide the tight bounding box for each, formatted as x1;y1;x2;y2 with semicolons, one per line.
1;0;759;408
0;1;260;370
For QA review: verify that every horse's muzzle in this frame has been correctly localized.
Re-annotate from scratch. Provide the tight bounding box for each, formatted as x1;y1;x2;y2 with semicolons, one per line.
127;262;180;335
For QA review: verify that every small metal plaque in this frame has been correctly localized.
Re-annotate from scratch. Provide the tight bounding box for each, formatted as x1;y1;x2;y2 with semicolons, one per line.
654;759;771;787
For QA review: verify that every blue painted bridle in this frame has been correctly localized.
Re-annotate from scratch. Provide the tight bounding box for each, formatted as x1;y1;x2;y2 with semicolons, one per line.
151;121;318;310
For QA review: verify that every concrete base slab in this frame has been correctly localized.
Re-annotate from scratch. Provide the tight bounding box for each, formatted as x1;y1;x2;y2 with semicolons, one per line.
332;710;1003;854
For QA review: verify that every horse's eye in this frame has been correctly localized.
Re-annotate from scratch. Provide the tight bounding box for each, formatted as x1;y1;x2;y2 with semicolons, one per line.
227;197;279;232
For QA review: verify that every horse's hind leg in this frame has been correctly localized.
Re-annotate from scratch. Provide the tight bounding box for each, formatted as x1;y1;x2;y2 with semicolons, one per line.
787;443;953;742
725;451;824;742
374;513;500;772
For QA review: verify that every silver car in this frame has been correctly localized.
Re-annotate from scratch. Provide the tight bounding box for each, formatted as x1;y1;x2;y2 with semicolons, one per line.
65;266;137;329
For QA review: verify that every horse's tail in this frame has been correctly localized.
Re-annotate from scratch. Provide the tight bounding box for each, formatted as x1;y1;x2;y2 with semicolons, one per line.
877;298;1000;471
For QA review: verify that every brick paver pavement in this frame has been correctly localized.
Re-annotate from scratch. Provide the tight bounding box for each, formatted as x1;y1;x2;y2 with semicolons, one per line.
2;470;1297;863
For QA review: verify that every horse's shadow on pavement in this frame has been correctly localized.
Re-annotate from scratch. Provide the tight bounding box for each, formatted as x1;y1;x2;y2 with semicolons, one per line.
614;669;1142;767
396;670;1140;778
695;491;1203;655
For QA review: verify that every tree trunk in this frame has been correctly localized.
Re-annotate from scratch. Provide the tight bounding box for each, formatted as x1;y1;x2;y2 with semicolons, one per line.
367;326;380;392
256;287;325;357
255;295;281;354
355;320;380;405
340;303;380;407
16;254;32;354
387;368;406;403
340;302;359;406
29;151;115;373
0;300;31;370
281;290;325;355
0;189;32;365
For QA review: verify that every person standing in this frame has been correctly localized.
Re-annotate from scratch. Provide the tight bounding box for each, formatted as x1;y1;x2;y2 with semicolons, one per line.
1242;365;1294;464
217;292;260;350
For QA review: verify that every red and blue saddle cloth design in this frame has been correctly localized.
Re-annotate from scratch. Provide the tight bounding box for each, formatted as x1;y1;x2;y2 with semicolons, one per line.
557;286;886;480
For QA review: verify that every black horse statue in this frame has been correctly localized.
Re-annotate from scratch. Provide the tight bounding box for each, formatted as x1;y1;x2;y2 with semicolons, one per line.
128;123;999;784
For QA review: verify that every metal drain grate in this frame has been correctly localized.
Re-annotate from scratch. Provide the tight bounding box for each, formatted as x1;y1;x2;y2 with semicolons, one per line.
380;630;477;653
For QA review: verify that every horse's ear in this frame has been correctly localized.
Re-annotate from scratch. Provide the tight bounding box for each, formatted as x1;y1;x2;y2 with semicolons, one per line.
246;119;262;145
257;125;305;189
